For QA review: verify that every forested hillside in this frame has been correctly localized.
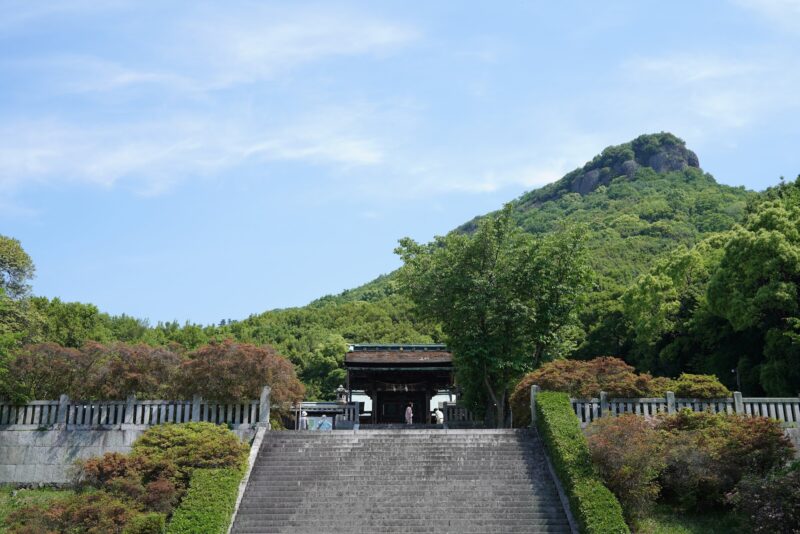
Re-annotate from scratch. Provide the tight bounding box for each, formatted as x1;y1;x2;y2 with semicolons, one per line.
4;133;797;399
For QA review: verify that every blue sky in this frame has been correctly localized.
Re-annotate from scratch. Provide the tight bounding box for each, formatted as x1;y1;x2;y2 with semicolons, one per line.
1;1;799;325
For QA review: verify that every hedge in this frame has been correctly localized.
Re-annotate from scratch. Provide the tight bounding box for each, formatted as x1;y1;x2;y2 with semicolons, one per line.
535;391;629;533
166;468;243;534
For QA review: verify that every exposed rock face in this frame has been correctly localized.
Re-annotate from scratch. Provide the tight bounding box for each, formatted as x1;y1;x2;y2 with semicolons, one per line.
565;132;699;196
459;132;704;232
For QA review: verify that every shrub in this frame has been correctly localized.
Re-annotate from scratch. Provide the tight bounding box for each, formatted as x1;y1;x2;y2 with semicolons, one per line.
77;451;179;513
166;468;243;534
141;478;178;514
92;342;182;399
586;415;665;518
8;343;89;400
647;376;677;396
728;462;800;533
174;340;305;408
722;416;794;478
535;391;629;533
79;452;144;486
511;357;652;427
6;492;136;534
671;373;730;398
8;342;184;400
122;512;167;534
511;359;731;427
131;422;248;483
654;410;792;509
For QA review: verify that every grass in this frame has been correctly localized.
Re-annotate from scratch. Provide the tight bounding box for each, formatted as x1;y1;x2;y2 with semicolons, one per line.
633;505;740;534
0;485;72;528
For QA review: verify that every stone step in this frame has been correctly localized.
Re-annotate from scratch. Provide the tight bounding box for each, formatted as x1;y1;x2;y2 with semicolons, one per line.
230;430;571;534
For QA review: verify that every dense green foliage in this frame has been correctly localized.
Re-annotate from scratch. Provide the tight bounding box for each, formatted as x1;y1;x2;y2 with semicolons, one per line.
535;391;629;533
165;468;243;534
396;206;590;425
131;423;248;483
622;176;800;394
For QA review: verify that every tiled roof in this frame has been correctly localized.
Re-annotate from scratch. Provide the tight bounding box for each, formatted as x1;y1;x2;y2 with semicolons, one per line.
345;350;452;364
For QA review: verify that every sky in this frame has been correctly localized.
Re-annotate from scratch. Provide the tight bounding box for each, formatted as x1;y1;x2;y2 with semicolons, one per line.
1;0;799;325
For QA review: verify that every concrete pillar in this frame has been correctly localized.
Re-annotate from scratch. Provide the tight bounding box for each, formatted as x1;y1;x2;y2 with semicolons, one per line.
191;395;202;422
733;391;744;414
259;386;271;428
599;391;608;417
123;395;136;426
530;385;540;428
666;391;676;415
57;394;70;428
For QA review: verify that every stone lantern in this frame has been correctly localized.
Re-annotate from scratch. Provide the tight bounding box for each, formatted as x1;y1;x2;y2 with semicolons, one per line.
336;385;347;404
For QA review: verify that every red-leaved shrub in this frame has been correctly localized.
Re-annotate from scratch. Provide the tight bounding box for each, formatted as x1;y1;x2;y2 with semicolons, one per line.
174;340;305;410
586;414;665;518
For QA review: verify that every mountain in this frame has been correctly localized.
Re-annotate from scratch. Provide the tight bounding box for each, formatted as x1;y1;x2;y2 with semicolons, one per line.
5;133;761;399
328;133;753;304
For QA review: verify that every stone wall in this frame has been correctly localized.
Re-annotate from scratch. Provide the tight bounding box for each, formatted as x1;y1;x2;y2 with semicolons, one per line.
0;428;144;485
0;427;258;485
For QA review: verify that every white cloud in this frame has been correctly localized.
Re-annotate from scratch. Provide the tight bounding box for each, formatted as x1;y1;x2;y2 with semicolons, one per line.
0;108;386;196
2;5;418;95
173;5;418;89
734;0;800;31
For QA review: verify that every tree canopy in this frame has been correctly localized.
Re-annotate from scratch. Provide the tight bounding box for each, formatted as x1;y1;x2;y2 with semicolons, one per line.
0;235;35;299
395;206;590;426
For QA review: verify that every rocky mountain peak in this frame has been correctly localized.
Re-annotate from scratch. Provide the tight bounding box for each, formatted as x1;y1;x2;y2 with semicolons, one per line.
567;132;700;195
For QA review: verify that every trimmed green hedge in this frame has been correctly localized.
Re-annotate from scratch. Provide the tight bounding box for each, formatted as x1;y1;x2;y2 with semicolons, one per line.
166;468;243;534
535;391;629;534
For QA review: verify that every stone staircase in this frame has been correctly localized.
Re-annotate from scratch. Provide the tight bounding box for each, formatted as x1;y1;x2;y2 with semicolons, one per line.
231;429;572;534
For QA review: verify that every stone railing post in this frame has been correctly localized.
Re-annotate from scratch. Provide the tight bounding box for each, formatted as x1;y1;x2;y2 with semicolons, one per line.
666;391;676;415
259;386;271;428
123;395;136;427
530;385;540;428
599;391;608;417
733;391;744;414
191;394;202;422
56;393;70;428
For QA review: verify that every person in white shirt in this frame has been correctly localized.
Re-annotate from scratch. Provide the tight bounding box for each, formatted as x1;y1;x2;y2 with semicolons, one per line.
434;408;444;424
300;410;308;430
405;402;413;425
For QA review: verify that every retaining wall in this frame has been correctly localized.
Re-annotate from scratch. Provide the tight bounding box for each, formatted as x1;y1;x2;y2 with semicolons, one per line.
0;389;271;485
0;426;259;485
0;428;144;484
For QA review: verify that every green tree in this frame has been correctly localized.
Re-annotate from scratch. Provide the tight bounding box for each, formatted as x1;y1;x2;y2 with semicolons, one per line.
395;206;590;427
708;194;800;395
0;235;35;299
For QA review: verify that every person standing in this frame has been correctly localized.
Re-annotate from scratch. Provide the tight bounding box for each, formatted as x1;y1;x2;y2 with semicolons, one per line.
405;402;413;425
300;410;308;430
434;407;444;425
